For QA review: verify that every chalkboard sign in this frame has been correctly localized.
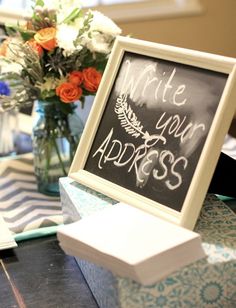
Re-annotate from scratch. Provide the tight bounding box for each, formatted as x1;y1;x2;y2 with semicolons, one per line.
69;36;236;229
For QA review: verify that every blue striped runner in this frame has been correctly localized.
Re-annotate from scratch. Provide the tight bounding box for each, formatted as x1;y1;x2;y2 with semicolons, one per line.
0;154;63;236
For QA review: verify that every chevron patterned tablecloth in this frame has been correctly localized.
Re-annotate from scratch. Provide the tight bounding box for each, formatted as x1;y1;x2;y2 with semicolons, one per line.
0;153;63;240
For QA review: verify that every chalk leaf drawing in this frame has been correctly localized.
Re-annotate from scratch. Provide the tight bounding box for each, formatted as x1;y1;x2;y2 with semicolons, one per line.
115;94;145;138
115;94;166;146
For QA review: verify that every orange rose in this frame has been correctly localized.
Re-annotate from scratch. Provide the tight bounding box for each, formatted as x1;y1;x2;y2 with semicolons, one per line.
0;38;9;56
69;71;83;86
34;27;57;51
83;67;102;93
26;39;43;56
56;82;82;103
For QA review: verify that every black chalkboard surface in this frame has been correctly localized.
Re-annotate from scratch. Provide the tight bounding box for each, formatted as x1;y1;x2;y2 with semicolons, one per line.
84;52;227;212
69;36;236;229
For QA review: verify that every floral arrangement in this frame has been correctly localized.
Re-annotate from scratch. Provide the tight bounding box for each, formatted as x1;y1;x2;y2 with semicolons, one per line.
0;0;122;195
0;0;121;112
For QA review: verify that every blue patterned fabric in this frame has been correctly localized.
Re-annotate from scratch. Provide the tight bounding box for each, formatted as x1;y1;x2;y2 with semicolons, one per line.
60;177;236;308
0;154;63;235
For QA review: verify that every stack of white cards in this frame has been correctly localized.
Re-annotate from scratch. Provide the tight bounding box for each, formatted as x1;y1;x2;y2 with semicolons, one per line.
0;214;17;250
57;203;206;285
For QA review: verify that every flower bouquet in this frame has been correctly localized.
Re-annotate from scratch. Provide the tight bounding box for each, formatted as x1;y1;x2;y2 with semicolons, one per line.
0;0;121;195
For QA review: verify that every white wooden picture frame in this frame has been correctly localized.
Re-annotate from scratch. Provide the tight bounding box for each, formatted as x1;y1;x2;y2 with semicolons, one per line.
69;36;236;229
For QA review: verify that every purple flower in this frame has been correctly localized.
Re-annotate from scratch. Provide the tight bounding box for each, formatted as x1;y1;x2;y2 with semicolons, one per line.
0;81;11;96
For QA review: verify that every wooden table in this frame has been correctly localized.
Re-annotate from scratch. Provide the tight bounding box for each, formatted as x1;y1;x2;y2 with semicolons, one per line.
0;236;98;308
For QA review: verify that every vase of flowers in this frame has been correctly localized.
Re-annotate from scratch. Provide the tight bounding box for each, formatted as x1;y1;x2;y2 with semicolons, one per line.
33;99;84;195
0;0;121;195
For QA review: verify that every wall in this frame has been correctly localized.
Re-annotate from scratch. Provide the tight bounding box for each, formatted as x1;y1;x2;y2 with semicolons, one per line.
118;0;236;58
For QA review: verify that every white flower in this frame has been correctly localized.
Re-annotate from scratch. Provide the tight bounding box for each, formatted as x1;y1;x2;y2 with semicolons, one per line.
37;0;82;24
89;11;122;36
39;0;59;11
57;1;82;24
82;32;111;54
41;0;80;11
57;0;82;10
81;10;121;54
0;63;22;75
56;22;83;56
0;60;22;75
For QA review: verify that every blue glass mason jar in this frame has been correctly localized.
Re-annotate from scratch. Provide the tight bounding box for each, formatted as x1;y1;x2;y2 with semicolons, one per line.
32;99;84;196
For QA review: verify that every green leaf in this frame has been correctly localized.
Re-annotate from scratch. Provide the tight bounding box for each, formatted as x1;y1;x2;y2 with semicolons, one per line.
32;14;40;22
5;25;17;36
61;8;82;24
19;30;35;41
5;24;35;42
35;0;44;7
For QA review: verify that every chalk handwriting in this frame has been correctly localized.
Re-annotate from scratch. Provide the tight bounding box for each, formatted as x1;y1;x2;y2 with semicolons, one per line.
92;59;208;191
92;128;188;191
155;112;206;144
136;148;188;190
121;60;187;106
